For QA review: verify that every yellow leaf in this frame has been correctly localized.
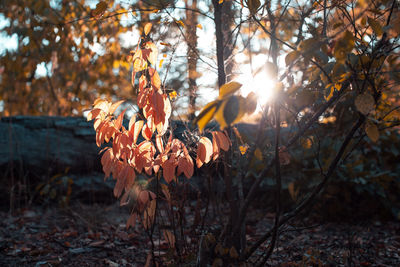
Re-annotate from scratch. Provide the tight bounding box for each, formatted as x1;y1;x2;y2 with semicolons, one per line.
367;17;383;36
168;90;177;100
144;22;152;35
176;20;185;27
219;81;242;99
324;85;334;101
194;100;219;133
219;0;224;4
355;93;375;115
365;122;379;142
239;144;249;155
214;99;229;130
196;24;203;29
159;58;164;68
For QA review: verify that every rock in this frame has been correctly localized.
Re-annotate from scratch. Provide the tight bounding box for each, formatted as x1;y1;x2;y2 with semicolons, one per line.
0;116;101;177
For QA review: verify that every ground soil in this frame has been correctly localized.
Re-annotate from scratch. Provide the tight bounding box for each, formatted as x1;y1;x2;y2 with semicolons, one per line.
0;201;399;266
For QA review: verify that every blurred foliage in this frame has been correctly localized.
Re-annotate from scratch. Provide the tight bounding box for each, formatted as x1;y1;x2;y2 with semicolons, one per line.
0;0;137;115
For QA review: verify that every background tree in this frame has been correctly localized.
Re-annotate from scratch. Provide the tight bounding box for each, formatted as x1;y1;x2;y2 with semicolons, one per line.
1;0;400;265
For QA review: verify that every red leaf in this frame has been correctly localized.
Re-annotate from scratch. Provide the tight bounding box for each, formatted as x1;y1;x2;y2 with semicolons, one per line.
128;114;137;131
142;123;153;140
177;156;194;178
162;157;176;183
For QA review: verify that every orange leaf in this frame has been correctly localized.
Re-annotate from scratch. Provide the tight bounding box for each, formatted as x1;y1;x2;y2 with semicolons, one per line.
109;100;125;115
87;108;102;121
142;122;153;140
144;22;152;35
211;131;220;160
214;131;230;151
149;67;161;89
128;114;137;131
130;120;144;144
196;137;213;168
163;157;176;183
114;109;126;131
156;134;164;153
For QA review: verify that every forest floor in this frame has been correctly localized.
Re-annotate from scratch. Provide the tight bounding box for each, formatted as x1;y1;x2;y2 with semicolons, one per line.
0;201;399;266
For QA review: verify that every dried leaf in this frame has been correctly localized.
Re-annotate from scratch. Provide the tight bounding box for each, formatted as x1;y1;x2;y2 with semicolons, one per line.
355;93;375;115
365;122;379;142
92;1;107;17
248;0;261;15
367;17;383;36
285;50;300;66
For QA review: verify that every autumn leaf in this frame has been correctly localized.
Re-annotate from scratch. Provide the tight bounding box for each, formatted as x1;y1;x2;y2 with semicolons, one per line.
144;22;152;35
92;1;107;17
196;137;213;168
285;50;300;66
355;93;375;115
239;144;249;155
365;121;379;142
367;17;383;36
163;157;177;183
219;81;242;99
194;100;219;133
247;0;261;15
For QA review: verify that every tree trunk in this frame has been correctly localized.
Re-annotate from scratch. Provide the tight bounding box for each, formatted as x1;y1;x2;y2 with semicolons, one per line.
185;0;199;121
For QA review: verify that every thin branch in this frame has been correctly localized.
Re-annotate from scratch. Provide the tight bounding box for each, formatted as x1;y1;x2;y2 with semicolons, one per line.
245;115;365;260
